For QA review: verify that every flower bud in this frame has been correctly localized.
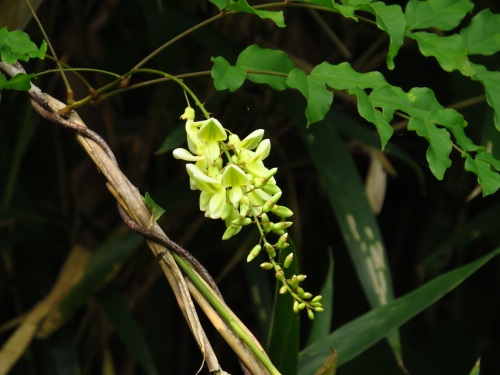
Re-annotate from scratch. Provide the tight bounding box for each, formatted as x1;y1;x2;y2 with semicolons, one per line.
261;182;281;195
296;287;305;298
275;269;285;281
314;306;325;312
265;242;276;258
279;285;287;295
271;221;293;232
302;292;313;300
240;217;253;226
262;192;282;213
312;295;323;303
276;233;288;250
287;275;299;289
296;274;307;282
283;252;294;269
260;262;273;270
222;225;238;240
307;309;315;320
239;196;250;217
247;244;262;262
298;302;306;310
293;301;299;313
271;205;293;218
260;213;271;233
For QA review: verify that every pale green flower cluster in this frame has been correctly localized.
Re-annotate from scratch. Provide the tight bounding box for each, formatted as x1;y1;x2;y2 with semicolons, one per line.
173;106;323;318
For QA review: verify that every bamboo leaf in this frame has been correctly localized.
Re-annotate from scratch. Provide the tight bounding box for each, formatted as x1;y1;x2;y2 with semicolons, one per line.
266;238;300;375
298;247;500;373
305;251;334;348
97;285;159;375
300;117;402;364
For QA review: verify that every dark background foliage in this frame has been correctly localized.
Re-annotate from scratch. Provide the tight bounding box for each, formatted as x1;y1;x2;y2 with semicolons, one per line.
1;0;499;374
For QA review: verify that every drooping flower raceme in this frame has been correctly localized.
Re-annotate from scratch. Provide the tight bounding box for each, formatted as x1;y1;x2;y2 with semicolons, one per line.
173;106;323;318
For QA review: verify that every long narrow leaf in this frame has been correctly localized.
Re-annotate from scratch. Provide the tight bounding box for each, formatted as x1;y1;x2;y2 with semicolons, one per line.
298;247;500;373
299;114;402;361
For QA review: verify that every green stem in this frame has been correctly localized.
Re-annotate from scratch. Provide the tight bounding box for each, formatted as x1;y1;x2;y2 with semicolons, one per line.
173;253;282;375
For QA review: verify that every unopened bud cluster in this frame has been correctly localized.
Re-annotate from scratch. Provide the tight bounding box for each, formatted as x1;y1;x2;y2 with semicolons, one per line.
173;106;322;318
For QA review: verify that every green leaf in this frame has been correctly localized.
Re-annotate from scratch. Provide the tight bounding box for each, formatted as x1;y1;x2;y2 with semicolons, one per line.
471;63;500;131
405;0;473;31
0;72;34;91
351;86;393;149
144;192;166;224
0;27;46;64
97;285;159;375
410;32;475;76
155;125;186;155
286;68;333;126
300;117;402;365
236;44;295;90
59;227;142;317
210;56;246;92
464;154;500;196
408;117;452;180
266;238;299;375
460;9;500;56
209;0;285;28
362;2;406;70
306;251;334;347
299;247;500;373
311;61;387;90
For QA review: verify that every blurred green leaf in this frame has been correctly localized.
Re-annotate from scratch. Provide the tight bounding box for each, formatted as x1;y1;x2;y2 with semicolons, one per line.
156;125;186;155
301;116;402;363
306;251;333;348
266;238;300;375
460;9;500;56
405;0;473;31
298;247;500;373
59;227;142;317
97;285;159;375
